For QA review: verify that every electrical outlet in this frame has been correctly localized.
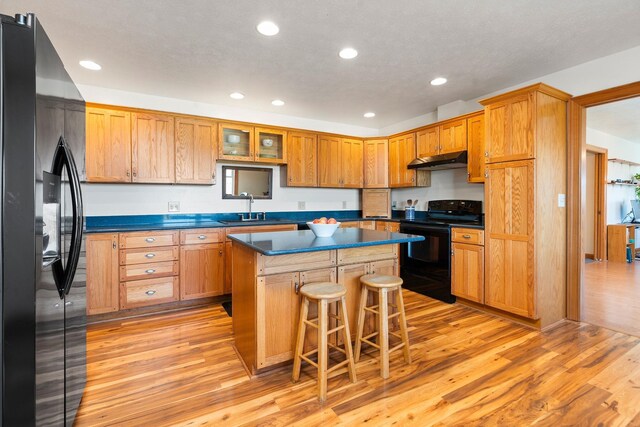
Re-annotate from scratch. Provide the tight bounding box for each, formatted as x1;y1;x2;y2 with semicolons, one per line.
557;194;566;208
298;201;306;210
342;201;347;209
168;201;180;212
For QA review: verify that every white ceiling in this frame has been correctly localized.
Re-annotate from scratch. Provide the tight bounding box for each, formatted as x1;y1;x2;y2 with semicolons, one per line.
588;97;640;144
3;1;640;128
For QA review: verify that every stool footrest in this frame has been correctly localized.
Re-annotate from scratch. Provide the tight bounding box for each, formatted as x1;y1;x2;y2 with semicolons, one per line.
326;359;350;374
363;305;379;314
303;318;319;328
360;337;381;349
303;348;319;358
327;324;345;335
300;354;318;368
387;312;401;320
327;342;347;354
389;342;407;354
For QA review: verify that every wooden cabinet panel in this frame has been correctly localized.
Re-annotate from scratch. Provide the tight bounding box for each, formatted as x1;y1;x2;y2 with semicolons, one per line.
340;221;360;229
362;189;391;218
119;246;180;266
285;131;318;187
318;135;342;187
484;160;535;318
485;93;534;163
416;126;439;158
86;107;132;182
256;272;299;368
180;243;225;300
389;134;416;187
369;258;398;276
359;220;376;230
119;260;179;282
131;112;175;183
86;234;120;315
175;117;217;184
224;241;233;295
439;119;467;154
341;138;364;188
180;228;223;245
120;276;179;309
451;228;484;245
337;263;370;338
255;127;287;164
364;139;388;188
467;114;485;183
119;230;179;249
375;221;400;233
452;243;484;303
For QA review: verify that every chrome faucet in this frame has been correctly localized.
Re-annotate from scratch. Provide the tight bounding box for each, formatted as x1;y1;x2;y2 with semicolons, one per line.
248;194;254;220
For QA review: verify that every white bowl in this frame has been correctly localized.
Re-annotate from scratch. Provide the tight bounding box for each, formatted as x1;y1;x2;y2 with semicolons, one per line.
227;134;241;144
307;222;341;237
262;138;274;147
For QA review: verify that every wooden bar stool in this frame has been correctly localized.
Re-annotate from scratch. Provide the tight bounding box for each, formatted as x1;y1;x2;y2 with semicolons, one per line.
292;282;357;402
354;274;411;379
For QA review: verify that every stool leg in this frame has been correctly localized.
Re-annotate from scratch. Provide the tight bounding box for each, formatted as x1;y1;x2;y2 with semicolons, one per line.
318;299;329;402
397;287;411;364
339;296;357;383
292;297;309;382
354;285;368;362
378;288;390;379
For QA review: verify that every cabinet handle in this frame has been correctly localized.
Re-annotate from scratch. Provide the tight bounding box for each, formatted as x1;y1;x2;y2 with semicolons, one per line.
145;290;156;296
294;282;300;294
198;235;207;240
451;250;455;256
484;172;489;178
133;171;137;178
219;250;223;255
112;241;117;249
462;235;471;239
145;253;156;258
126;170;131;177
145;269;156;274
484;151;489;157
145;237;156;243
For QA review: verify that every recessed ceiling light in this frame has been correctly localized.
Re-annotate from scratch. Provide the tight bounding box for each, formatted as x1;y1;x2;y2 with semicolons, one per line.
363;112;376;118
229;92;245;100
79;60;101;70
339;47;358;59
271;99;285;106
430;77;447;86
257;21;279;36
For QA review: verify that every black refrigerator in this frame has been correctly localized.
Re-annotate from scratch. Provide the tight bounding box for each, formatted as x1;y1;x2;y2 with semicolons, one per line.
1;13;86;426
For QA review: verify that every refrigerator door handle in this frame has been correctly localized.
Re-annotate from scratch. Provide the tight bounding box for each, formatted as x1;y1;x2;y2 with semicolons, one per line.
51;136;84;296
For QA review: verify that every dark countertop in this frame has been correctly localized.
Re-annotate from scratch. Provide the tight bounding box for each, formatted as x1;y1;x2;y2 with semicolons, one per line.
227;228;425;256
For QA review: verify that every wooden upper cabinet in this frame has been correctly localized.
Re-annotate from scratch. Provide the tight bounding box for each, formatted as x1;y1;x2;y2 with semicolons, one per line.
466;114;485;183
341;138;364;188
175;117;217;184
318;135;342;187
439;118;467;153
285;131;318;187
484;93;534;163
364;139;389;188
389;133;416;187
484;159;535;319
131;112;175;183
255;127;287;164
86;233;119;315
416;126;439;158
218;122;255;161
86;107;132;182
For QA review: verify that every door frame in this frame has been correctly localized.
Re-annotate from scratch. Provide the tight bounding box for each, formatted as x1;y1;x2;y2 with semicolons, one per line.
566;81;640;320
585;145;608;261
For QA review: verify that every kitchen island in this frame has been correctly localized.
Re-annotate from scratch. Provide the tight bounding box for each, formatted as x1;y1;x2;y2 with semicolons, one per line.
228;228;424;374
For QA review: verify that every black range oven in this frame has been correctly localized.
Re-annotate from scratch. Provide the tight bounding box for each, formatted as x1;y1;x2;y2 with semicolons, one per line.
399;200;482;304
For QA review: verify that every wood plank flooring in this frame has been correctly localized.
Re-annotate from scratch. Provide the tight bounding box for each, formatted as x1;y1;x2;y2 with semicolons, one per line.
583;260;640;337
75;291;640;426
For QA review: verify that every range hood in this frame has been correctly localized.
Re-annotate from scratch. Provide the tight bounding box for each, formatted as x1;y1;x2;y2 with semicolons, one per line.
407;151;468;170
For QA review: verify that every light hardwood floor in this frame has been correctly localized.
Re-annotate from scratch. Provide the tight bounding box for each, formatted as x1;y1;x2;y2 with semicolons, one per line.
76;291;640;426
584;260;640;337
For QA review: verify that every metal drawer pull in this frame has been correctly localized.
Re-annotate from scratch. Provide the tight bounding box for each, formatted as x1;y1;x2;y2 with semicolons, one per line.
145;237;156;243
198;235;206;240
145;290;156;296
145;253;156;258
145;269;156;274
462;235;472;239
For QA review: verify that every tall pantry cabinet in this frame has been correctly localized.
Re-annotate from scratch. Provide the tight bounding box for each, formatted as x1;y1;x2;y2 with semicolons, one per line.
480;83;570;329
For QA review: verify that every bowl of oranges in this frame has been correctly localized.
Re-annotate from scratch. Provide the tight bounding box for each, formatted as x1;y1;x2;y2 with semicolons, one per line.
307;217;341;237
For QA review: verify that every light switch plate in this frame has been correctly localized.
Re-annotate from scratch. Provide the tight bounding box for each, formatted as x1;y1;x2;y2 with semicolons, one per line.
298;201;306;210
168;201;180;212
557;194;566;208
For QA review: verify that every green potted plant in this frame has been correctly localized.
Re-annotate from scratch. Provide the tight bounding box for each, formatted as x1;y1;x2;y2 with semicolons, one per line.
635;173;640;199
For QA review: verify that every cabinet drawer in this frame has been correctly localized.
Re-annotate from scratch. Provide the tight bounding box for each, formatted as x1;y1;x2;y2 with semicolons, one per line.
119;231;179;249
257;250;336;275
451;228;484;245
180;228;223;245
119;260;179;281
337;244;397;264
120;277;179;309
120;246;179;265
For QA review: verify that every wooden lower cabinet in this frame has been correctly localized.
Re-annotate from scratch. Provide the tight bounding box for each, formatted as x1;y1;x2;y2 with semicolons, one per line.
375;221;400;233
120;276;180;309
451;243;484;303
180;243;225;300
86;234;120;315
224;241;233;294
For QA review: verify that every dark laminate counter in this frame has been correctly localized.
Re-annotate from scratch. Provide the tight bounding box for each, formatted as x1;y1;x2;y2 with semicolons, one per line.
226;228;424;256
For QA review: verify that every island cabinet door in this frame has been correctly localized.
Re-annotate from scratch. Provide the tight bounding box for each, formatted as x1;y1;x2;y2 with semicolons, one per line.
179;243;224;300
337;263;370;339
256;272;300;369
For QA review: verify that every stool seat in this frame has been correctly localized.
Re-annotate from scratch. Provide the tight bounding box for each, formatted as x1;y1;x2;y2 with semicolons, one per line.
300;282;346;299
359;274;403;288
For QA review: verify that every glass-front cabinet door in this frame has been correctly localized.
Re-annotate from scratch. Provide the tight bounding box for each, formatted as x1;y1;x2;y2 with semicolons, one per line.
218;122;254;161
255;127;287;164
